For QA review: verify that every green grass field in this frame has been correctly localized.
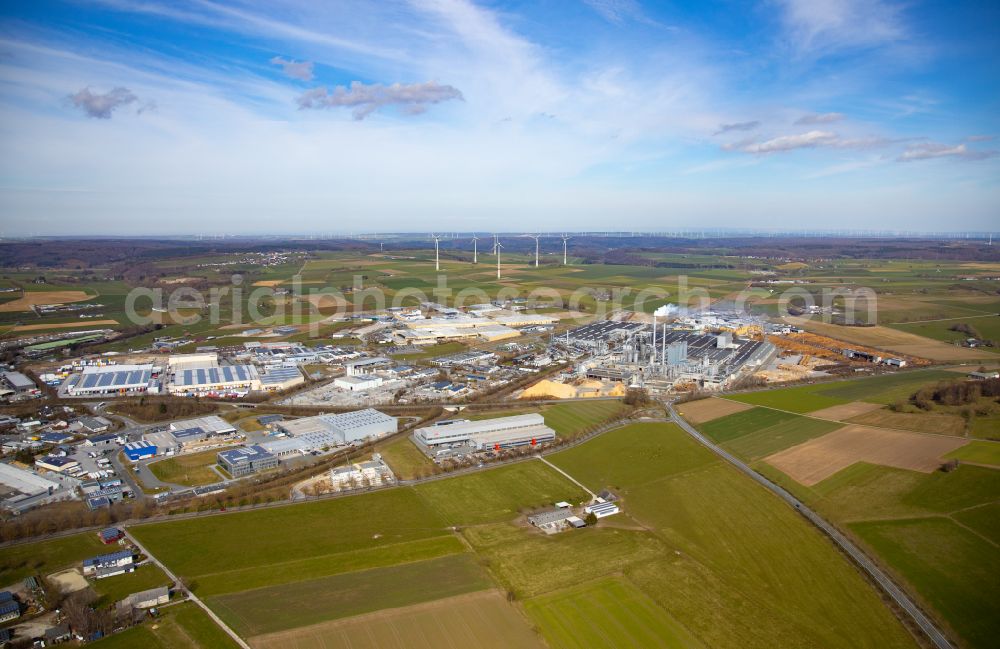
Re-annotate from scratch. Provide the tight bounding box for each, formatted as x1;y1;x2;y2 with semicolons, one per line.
413;461;587;526
945;440;1000;466
726;370;960;413
0;531;107;584
851;518;999;649
755;453;1000;649
726;384;848;413
90;601;242;649
147;450;223;487
524;577;703;649
210;554;491;637
548;423;915;649
464;522;669;599
697;406;798;443
375;434;438;480
131;488;449;586
541;400;630;439
723;415;842;460
192;535;464;597
547;422;715;490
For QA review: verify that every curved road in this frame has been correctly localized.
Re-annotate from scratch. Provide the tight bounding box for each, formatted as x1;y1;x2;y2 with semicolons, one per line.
664;402;954;649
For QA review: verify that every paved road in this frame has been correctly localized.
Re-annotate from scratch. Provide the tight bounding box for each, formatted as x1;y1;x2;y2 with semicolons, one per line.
664;402;954;649
123;528;251;649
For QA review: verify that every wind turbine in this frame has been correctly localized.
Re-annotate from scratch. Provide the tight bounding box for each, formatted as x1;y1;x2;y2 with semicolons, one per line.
525;234;540;268
496;239;504;280
561;234;571;265
492;233;499;255
431;234;442;272
471;234;479;264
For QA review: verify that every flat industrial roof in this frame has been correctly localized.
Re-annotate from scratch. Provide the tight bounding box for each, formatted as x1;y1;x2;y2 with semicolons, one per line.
174;365;258;387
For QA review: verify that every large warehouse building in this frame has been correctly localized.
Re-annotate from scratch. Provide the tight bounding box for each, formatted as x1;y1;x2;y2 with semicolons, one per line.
414;414;556;451
263;409;398;456
164;354;261;395
67;365;157;397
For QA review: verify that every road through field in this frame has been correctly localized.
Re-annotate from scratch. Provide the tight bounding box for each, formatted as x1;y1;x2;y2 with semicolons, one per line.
123;528;251;649
665;402;955;649
536;456;596;500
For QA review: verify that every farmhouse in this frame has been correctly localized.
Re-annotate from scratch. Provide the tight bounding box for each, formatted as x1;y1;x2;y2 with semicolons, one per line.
217;445;279;477
414;413;556;451
99;527;124;544
528;508;575;533
118;586;169;611
83;549;134;578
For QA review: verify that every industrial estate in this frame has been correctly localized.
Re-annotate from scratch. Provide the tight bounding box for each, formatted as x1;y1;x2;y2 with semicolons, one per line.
0;234;997;649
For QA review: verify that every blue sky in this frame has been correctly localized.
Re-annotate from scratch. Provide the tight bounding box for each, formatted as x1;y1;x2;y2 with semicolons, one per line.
0;0;997;235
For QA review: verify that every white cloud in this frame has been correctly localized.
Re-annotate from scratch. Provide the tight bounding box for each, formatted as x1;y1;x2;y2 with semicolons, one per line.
725;130;836;153
583;0;646;24
67;86;139;118
897;142;997;162
795;112;844;124
296;80;463;119
775;0;905;53
269;56;314;81
714;121;760;135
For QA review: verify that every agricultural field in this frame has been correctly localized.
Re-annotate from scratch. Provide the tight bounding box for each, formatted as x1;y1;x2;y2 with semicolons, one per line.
210;554;491;637
715;373;1000;648
726;368;960;412
375;433;437;480
130;488;451;588
788;317;994;361
250;590;543;649
524;578;702;649
147;450;224;487
764;424;967;485
413;460;587;526
673;396;751;424
850;518;998;649
945;440;1000;466
846;409;967;435
546;422;915;649
0;531;107;584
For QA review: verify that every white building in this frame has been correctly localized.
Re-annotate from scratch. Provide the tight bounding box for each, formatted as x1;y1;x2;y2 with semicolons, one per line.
414;413;556;450
334;374;383;391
